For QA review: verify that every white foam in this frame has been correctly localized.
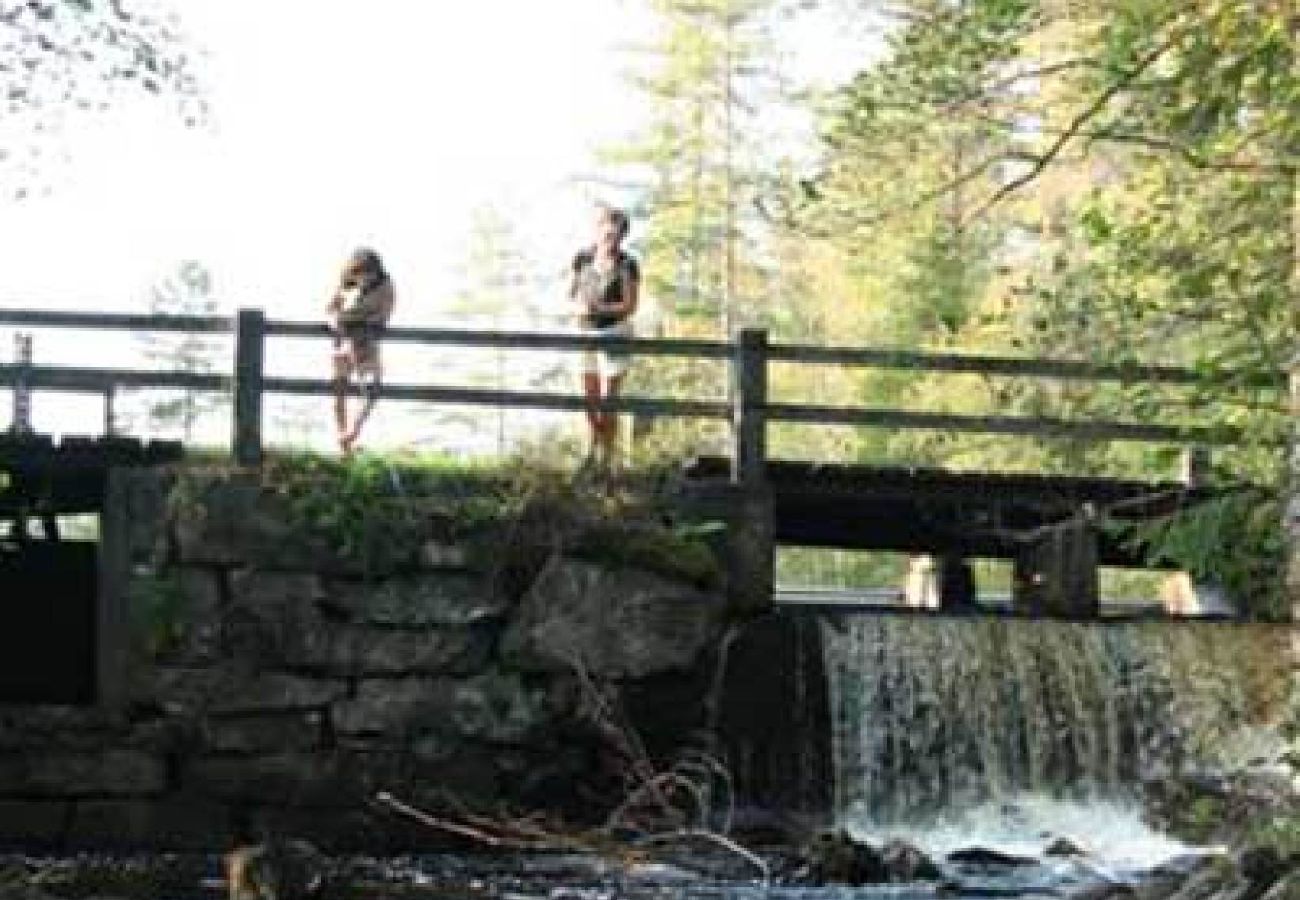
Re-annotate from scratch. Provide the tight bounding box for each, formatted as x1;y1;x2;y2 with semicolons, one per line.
843;793;1196;872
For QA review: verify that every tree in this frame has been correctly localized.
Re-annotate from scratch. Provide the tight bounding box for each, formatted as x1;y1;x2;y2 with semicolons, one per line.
0;0;206;199
444;206;543;455
782;0;1296;607
136;259;226;442
609;0;789;336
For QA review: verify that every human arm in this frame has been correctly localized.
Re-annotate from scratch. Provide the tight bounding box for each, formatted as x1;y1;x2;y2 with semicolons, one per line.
366;279;396;326
594;255;639;319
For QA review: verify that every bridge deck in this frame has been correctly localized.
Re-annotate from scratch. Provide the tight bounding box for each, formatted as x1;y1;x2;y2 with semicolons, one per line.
0;434;182;516
684;456;1216;567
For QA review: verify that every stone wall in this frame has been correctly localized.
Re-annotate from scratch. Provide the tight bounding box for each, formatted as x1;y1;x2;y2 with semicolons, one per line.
0;467;730;852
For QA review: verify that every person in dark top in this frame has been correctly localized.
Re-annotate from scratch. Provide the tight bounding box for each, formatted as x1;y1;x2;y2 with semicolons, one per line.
569;204;639;470
326;247;395;453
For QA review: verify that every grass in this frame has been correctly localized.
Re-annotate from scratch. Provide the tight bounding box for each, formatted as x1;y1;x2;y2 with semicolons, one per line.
169;446;724;588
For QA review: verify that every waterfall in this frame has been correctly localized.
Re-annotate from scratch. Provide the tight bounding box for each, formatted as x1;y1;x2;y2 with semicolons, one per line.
823;617;1293;831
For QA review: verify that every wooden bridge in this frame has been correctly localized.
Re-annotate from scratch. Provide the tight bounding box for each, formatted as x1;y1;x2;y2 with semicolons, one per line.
0;306;1285;626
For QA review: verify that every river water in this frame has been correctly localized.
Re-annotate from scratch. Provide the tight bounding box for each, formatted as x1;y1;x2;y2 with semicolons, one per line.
9;618;1286;899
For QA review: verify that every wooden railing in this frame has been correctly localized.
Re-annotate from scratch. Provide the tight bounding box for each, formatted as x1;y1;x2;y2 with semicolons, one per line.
0;307;1283;475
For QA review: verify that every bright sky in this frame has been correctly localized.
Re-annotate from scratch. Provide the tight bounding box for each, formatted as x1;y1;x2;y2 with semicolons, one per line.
0;0;877;448
0;0;658;317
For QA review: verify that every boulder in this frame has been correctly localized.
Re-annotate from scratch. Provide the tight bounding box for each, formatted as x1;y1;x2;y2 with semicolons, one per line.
1045;836;1089;858
501;557;724;678
0;749;166;796
332;672;547;744
320;573;507;627
880;837;942;881
946;846;1038;868
802;828;889;885
147;665;348;715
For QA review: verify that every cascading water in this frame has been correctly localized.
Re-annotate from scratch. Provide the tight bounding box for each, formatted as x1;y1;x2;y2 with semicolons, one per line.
824;617;1292;844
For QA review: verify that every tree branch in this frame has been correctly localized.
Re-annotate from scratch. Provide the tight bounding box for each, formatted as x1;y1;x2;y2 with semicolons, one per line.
967;33;1183;220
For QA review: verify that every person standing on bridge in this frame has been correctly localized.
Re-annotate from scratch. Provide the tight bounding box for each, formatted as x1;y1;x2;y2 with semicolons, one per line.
327;247;396;453
569;203;639;471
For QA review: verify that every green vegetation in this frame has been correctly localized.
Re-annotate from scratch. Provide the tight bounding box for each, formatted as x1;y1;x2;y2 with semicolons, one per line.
612;0;1297;609
126;569;189;658
253;449;723;587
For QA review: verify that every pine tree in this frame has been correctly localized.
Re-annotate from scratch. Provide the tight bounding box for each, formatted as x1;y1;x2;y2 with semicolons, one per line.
137;259;227;443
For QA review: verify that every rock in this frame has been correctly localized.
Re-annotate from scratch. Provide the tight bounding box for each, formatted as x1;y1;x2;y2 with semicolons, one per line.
172;473;415;575
226;839;328;900
881;837;942;881
146;665;348;714
1258;872;1299;900
284;622;493;677
332;678;456;735
501;557;725;678
419;541;471;570
117;467;174;565
1066;883;1135;900
332;672;547;743
802;828;889;885
0;749;166;796
1238;845;1290;885
0;799;71;846
66;795;232;850
203;711;329;754
946;846;1039;868
225;571;494;676
321;572;506;627
186;752;358;806
1045;836;1089;858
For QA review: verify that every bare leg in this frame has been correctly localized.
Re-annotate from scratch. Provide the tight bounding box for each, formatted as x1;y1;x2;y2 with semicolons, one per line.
333;379;350;450
343;369;382;451
582;371;602;461
600;373;626;467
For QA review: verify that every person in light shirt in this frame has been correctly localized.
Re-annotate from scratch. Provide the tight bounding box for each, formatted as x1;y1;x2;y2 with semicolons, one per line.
326;247;395;453
568;204;639;470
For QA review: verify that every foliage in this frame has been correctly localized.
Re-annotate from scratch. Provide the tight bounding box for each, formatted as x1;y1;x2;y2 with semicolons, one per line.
126;568;187;657
136;259;227;441
257;450;723;588
1244;812;1300;861
0;0;206;198
1106;491;1287;620
261;451;498;577
750;0;1298;591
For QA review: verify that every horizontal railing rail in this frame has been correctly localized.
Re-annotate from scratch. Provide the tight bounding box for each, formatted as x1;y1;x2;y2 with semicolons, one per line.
0;306;1281;471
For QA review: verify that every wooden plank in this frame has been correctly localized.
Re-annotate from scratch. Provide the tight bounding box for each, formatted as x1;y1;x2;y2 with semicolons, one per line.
732;328;768;486
768;342;1284;389
0;309;231;333
265;319;735;359
765;402;1249;445
232;309;266;466
262;376;731;418
0;364;227;392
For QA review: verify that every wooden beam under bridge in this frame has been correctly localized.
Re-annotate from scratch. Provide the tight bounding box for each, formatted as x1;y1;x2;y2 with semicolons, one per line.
679;456;1235;618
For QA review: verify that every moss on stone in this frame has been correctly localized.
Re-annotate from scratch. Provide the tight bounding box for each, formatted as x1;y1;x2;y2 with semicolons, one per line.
170;449;727;589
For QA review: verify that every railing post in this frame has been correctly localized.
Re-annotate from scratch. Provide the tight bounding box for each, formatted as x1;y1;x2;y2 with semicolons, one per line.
102;384;116;437
232;308;266;466
10;332;32;434
728;327;772;614
732;328;768;486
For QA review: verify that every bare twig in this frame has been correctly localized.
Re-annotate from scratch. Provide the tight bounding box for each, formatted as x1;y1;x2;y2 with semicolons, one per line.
633;829;771;885
374;791;585;853
967;33;1182;220
606;772;704;833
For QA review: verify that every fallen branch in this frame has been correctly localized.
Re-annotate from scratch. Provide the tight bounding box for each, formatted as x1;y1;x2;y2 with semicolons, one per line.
633;829;772;886
605;771;705;833
374;791;585;853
